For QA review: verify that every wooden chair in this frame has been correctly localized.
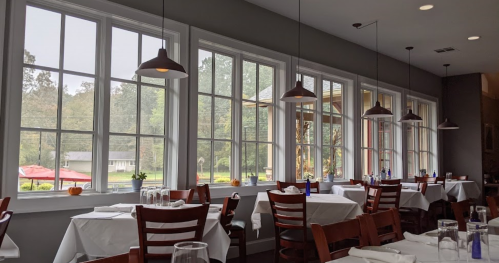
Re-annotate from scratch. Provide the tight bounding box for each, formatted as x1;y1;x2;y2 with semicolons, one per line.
311;217;369;262
267;190;315;263
414;177;437;183
0;211;13;248
363;187;382;214
381;179;401;185
400;183;428;234
359;208;404;246
221;197;246;263
486;195;499;219
0;197;10;215
170;189;195;204
368;184;402;210
135;204;209;261
82;248;139;263
350;179;365;186
451;200;471;231
452;175;469;181
276;181;320;193
197;184;211;204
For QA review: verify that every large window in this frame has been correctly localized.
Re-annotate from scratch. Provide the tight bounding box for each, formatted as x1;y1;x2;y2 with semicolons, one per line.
407;98;434;177
322;80;344;179
295;74;316;180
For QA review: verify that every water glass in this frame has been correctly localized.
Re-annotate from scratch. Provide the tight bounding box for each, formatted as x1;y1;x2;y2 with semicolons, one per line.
139;187;148;204
160;186;170;206
446;172;453;181
146;187;157;205
172;241;210;263
476;206;488;224
438;219;460;262
466;222;489;262
112;184;119;193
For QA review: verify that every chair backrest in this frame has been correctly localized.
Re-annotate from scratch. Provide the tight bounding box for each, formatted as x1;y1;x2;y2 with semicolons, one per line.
451;200;471;231
0;197;10;215
350;179;365;186
363;187;382;214
311;217;369;262
220;197;240;234
381;179;401;185
417;182;428;196
170;189;195;204
266;190;307;242
136;204;209;261
0;211;12;247
452;175;468;181
368;184;402;210
359;208;403;246
196;184;211;204
82;248;139;263
415;177;437;183
276;181;320;193
435;177;446;189
487;195;499;219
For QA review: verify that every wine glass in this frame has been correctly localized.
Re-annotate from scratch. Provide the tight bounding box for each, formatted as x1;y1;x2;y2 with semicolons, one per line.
172;241;209;263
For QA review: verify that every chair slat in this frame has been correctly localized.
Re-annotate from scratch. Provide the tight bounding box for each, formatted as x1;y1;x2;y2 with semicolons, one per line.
143;225;200;234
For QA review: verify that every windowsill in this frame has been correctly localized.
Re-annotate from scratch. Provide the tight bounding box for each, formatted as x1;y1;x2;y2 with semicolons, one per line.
208;183;278;199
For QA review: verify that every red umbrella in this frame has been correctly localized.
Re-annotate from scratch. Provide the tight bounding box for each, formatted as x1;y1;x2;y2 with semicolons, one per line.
19;165;51;177
19;166;91;190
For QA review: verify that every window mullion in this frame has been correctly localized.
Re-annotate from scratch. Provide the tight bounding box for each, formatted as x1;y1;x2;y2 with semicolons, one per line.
210;53;215;184
135;33;142;178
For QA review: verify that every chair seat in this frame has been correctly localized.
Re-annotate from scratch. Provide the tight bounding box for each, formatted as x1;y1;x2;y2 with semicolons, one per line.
280;228;314;242
230;220;246;231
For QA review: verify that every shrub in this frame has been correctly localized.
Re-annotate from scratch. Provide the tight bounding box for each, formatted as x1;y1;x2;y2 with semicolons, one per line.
214;178;231;183
20;182;37;191
258;177;267;181
37;183;54;191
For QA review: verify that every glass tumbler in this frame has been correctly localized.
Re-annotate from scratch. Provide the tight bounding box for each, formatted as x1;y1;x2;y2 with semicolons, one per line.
438;219;460;262
476;206;488;224
446;172;453;181
172;241;210;263
160;186;170;206
146;187;157;205
466;222;489;262
139;187;148;204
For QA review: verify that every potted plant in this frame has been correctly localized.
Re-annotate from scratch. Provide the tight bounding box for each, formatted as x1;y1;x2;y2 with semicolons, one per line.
131;172;147;192
249;171;258;186
325;166;335;182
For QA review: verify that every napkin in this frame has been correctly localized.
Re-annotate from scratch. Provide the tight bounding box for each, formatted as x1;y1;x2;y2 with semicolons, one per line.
284;186;301;194
171;200;185;207
94;206;133;213
348;247;416;263
231;192;241;199
131;207;137;219
403;232;437;246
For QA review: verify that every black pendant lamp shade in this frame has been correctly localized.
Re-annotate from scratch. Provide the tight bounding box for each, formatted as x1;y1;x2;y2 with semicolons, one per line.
135;0;188;79
399;47;423;123
280;80;317;102
354;21;393;118
438;64;459;130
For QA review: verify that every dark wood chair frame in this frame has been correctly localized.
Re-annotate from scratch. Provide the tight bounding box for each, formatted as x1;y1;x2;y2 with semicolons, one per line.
363;187;382;214
487;195;499;219
380;179;401;185
350;179;365;186
367;184;402;210
197;184;211;204
451;200;471;231
170;189;195;204
0;211;13;249
359;208;404;246
221;197;247;263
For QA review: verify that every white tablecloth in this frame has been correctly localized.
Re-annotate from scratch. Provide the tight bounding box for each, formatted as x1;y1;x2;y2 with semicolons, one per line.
445;180;481;202
53;204;230;263
331;185;430;211
489;217;499;235
401;183;448;203
328;231;499;263
0;234;20;259
251;192;363;231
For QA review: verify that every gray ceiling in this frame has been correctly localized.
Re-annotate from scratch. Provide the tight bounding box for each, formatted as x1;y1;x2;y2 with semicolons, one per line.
246;0;499;77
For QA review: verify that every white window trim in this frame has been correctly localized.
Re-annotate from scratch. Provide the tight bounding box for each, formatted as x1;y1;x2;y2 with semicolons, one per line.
1;0;188;213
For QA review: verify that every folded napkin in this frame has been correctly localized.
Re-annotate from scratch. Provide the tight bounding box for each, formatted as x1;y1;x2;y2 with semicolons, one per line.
348;247;416;263
284;186;301;194
231;192;241;199
94;206;133;213
171;200;185;207
131;207;137;219
208;206;220;213
404;232;437;246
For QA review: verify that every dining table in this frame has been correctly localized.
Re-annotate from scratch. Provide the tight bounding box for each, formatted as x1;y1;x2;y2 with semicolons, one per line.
0;234;20;260
251;192;363;231
444;180;481;202
53;203;230;263
400;182;448;203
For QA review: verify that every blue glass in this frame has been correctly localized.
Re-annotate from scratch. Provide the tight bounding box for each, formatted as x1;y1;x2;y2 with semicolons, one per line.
472;225;482;259
388;169;391;179
370;176;374;185
433;171;437;178
305;179;310;196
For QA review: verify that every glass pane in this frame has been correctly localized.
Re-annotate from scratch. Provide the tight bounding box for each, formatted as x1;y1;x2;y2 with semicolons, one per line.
322;80;331;113
241;142;257;183
301;75;315;110
322;114;331;145
362;118;373;148
361;149;374;176
379;121;393;149
141;35;166;86
361;89;372;113
198;49;212;94
332;116;342;146
242;105;256;141
242;61;256;100
197;140;212;184
258;143;273;181
24;6;61;68
296;145;303;180
408;151;416;178
214;98;231;139
64;16;96;74
419;103;430;127
379;151;392;174
419;128;429;151
383;94;392;112
111;28;138;80
420;152;429;173
139;137;164;187
19;131;56;192
213;141;231;183
60;133;93;190
333;148;343;179
302;111;315;145
407;126;415;151
61;74;94;131
407;100;414;111
108;136;136;189
302;145;315;180
259;65;273;103
322;147;331;178
141;86;165;135
110;81;137;134
258;106;272;142
332;82;343;114
21;69;59;129
214;53;232;97
197;95;212;139
296;111;303;144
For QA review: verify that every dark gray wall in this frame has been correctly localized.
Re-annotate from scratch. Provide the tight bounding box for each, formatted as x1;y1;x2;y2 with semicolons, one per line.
442;73;483;197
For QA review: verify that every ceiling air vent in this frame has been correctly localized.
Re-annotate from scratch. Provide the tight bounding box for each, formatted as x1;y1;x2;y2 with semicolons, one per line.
434;47;458;53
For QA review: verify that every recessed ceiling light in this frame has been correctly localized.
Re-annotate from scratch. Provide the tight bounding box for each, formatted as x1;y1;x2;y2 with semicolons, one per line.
468;36;480;40
419;5;434;10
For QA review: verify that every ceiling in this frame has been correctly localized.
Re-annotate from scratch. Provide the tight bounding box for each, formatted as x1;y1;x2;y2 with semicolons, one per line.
245;0;499;77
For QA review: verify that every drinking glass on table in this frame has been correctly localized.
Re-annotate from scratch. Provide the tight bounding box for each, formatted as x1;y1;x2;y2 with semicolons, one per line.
160;186;170;206
446;172;453;182
146;186;157;205
438;219;460;262
139;187;148;204
475;206;488;224
172;241;209;263
466;222;489;262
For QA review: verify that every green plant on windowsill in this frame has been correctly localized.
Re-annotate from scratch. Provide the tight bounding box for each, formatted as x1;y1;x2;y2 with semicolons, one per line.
131;172;147;192
132;172;147;181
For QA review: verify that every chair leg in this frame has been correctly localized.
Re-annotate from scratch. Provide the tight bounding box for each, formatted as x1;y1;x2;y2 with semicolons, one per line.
274;239;280;263
239;230;246;263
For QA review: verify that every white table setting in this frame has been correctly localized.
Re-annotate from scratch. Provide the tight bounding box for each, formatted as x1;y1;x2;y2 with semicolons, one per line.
401;183;448;203
251;191;363;231
0;234;20;260
331;185;431;211
53;203;229;263
444;180;481;202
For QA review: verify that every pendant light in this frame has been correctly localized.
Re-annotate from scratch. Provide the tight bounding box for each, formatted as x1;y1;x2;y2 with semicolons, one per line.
399;47;423;123
354;21;393;118
280;0;317;103
438;64;459;130
135;0;188;79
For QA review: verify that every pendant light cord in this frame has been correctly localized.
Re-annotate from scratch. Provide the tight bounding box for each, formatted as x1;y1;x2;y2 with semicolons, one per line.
408;48;411;95
161;0;165;49
376;21;378;94
297;0;301;71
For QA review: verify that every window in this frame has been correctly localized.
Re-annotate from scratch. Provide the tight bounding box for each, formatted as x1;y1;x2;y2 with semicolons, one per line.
19;6;97;192
108;160;114;166
322;80;344;179
130;161;136;166
378;93;394;173
295;74;316;180
360;89;374;176
407;98;434;177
